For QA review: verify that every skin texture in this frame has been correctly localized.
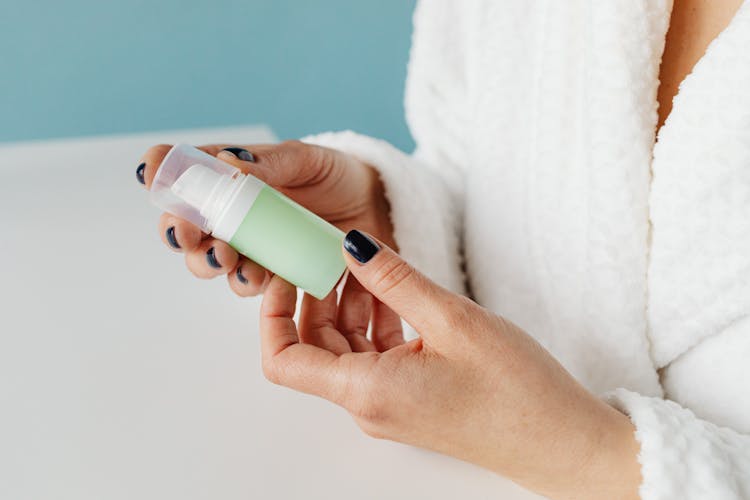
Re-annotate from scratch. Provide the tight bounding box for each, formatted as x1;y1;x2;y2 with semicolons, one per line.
136;2;743;498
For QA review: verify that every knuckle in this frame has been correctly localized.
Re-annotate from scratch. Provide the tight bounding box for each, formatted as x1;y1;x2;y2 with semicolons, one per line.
259;140;298;166
262;147;284;168
311;147;337;176
273;140;306;163
441;296;478;331
370;257;416;297
295;143;336;178
299;142;326;163
267;141;337;186
342;323;368;340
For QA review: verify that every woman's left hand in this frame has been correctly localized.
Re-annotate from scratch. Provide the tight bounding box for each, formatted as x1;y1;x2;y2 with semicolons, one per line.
259;230;641;500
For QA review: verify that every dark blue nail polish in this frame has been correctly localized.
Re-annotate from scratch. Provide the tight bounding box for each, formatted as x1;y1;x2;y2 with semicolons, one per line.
165;226;180;249
344;230;380;264
236;266;249;285
136;162;146;184
206;247;222;269
221;147;255;162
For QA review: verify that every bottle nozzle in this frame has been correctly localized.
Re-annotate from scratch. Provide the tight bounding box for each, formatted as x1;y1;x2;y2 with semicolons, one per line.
150;144;255;236
171;164;225;211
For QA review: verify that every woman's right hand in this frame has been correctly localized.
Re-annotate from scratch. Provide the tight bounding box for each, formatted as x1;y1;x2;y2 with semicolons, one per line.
136;140;396;297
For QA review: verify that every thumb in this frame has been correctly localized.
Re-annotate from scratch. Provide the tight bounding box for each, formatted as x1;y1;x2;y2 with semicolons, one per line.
342;230;460;343
214;141;337;188
215;146;282;186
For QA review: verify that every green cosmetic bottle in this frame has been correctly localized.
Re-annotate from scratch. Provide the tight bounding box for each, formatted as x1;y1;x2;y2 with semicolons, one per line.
151;144;346;299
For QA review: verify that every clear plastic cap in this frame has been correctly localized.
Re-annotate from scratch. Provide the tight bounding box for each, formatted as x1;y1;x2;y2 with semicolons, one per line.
150;144;244;233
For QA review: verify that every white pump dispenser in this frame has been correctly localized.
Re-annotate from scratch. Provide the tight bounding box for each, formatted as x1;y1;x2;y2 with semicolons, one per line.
170;163;263;240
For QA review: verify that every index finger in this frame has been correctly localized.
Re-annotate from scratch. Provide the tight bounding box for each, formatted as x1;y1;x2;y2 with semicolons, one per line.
260;275;342;402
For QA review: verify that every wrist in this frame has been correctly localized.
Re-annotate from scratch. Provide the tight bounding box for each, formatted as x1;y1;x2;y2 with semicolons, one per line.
569;403;642;500
497;395;642;500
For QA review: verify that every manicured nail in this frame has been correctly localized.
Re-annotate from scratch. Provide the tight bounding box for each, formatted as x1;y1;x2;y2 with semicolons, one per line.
206;247;222;269
344;230;380;264
136;162;146;184
165;226;180;249
236;265;249;285
220;147;255;162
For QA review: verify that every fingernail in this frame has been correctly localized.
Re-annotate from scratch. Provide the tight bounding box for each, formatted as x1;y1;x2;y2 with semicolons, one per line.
206;247;222;269
136;162;146;184
236;265;249;285
165;226;180;249
344;230;380;264
220;147;255;162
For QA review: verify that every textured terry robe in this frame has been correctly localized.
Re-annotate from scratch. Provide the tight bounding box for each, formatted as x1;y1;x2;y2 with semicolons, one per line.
305;1;750;498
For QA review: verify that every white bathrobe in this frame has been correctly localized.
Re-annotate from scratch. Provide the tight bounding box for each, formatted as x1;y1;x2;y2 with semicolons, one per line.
306;1;750;497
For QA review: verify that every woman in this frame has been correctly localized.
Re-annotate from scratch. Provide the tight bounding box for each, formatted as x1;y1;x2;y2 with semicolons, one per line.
136;1;750;498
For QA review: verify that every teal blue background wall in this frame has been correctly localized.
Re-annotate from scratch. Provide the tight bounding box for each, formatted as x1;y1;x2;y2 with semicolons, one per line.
0;1;416;151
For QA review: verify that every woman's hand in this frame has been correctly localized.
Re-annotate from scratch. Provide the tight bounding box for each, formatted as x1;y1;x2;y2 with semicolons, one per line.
136;140;395;296
260;230;642;500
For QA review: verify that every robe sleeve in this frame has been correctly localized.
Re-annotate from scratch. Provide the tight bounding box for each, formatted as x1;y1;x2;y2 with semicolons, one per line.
605;385;750;499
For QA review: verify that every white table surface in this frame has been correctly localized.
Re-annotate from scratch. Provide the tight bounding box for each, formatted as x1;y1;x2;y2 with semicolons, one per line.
0;127;542;500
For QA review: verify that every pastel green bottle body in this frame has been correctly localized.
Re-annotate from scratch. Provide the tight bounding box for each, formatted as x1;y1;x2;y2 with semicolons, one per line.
229;186;346;299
